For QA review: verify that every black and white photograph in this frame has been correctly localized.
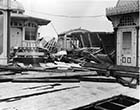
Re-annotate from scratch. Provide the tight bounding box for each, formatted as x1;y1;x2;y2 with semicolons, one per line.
0;0;139;109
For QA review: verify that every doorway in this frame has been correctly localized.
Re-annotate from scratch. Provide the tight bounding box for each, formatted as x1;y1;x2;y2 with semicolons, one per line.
117;27;137;66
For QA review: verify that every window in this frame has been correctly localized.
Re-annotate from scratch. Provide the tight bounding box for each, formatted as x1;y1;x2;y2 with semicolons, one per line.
24;22;37;41
11;21;23;27
122;32;132;55
119;15;135;26
25;28;37;40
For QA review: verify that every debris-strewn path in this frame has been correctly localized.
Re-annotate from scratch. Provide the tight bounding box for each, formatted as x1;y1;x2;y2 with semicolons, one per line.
0;72;139;110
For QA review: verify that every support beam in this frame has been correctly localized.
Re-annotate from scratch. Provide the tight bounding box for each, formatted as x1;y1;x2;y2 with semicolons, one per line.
80;34;85;47
87;33;92;47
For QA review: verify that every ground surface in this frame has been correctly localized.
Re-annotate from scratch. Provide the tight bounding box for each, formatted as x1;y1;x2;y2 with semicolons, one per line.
0;71;139;110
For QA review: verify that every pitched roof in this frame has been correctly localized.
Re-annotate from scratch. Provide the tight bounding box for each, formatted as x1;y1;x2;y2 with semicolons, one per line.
106;0;139;16
11;13;51;25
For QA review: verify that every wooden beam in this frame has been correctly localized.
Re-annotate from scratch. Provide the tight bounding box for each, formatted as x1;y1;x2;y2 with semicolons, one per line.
96;33;107;54
0;86;79;102
12;78;80;83
87;33;92;47
80;34;85;47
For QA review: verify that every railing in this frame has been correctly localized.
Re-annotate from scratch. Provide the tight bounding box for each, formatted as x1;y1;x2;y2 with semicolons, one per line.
22;41;38;47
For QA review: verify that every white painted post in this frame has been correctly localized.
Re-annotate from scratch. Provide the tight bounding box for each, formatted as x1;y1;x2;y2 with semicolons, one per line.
0;0;10;65
138;28;140;68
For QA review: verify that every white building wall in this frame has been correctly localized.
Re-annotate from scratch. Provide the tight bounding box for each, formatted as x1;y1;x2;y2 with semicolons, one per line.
138;28;140;67
10;27;22;49
0;11;9;64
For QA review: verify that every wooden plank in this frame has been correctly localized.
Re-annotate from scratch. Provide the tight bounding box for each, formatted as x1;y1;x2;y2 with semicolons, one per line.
87;33;92;47
80;34;85;47
12;78;80;83
80;76;116;83
0;86;79;103
83;62;111;70
16;52;44;56
112;71;139;78
22;83;61;90
0;82;80;102
109;65;140;73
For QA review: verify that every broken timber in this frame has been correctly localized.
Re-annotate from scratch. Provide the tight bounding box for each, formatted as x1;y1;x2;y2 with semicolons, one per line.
83;62;139;87
12;78;80;83
0;62;139;87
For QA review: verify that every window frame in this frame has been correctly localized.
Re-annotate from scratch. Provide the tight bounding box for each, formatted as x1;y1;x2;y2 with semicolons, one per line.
24;22;38;41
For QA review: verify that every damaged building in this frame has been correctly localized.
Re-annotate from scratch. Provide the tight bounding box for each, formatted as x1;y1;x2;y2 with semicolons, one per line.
57;28;115;54
0;0;139;110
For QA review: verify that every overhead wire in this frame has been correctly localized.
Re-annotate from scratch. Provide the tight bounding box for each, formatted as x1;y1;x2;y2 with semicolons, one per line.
25;9;106;36
26;9;105;18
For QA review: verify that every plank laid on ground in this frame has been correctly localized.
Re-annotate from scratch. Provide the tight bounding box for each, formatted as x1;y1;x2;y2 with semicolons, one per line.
83;62;140;73
109;65;140;73
0;65;60;72
112;71;139;78
0;71;97;80
0;71;16;75
80;76;116;83
12;78;80;83
0;64;88;73
83;62;111;69
23;83;61;90
0;83;80;102
0;86;79;103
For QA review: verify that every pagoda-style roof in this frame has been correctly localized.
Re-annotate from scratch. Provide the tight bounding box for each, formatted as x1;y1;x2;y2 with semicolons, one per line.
106;0;139;16
11;13;50;25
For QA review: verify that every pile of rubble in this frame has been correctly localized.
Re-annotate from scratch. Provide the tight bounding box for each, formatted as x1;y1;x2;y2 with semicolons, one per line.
0;46;139;88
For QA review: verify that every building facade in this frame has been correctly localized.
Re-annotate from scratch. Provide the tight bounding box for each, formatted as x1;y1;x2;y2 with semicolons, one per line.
0;0;50;64
58;28;115;55
106;0;139;67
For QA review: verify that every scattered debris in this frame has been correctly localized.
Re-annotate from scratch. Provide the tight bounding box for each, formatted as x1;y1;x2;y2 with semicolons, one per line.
0;45;139;88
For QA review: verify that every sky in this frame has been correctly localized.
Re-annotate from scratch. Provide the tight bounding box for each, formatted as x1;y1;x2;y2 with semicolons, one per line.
19;0;118;40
